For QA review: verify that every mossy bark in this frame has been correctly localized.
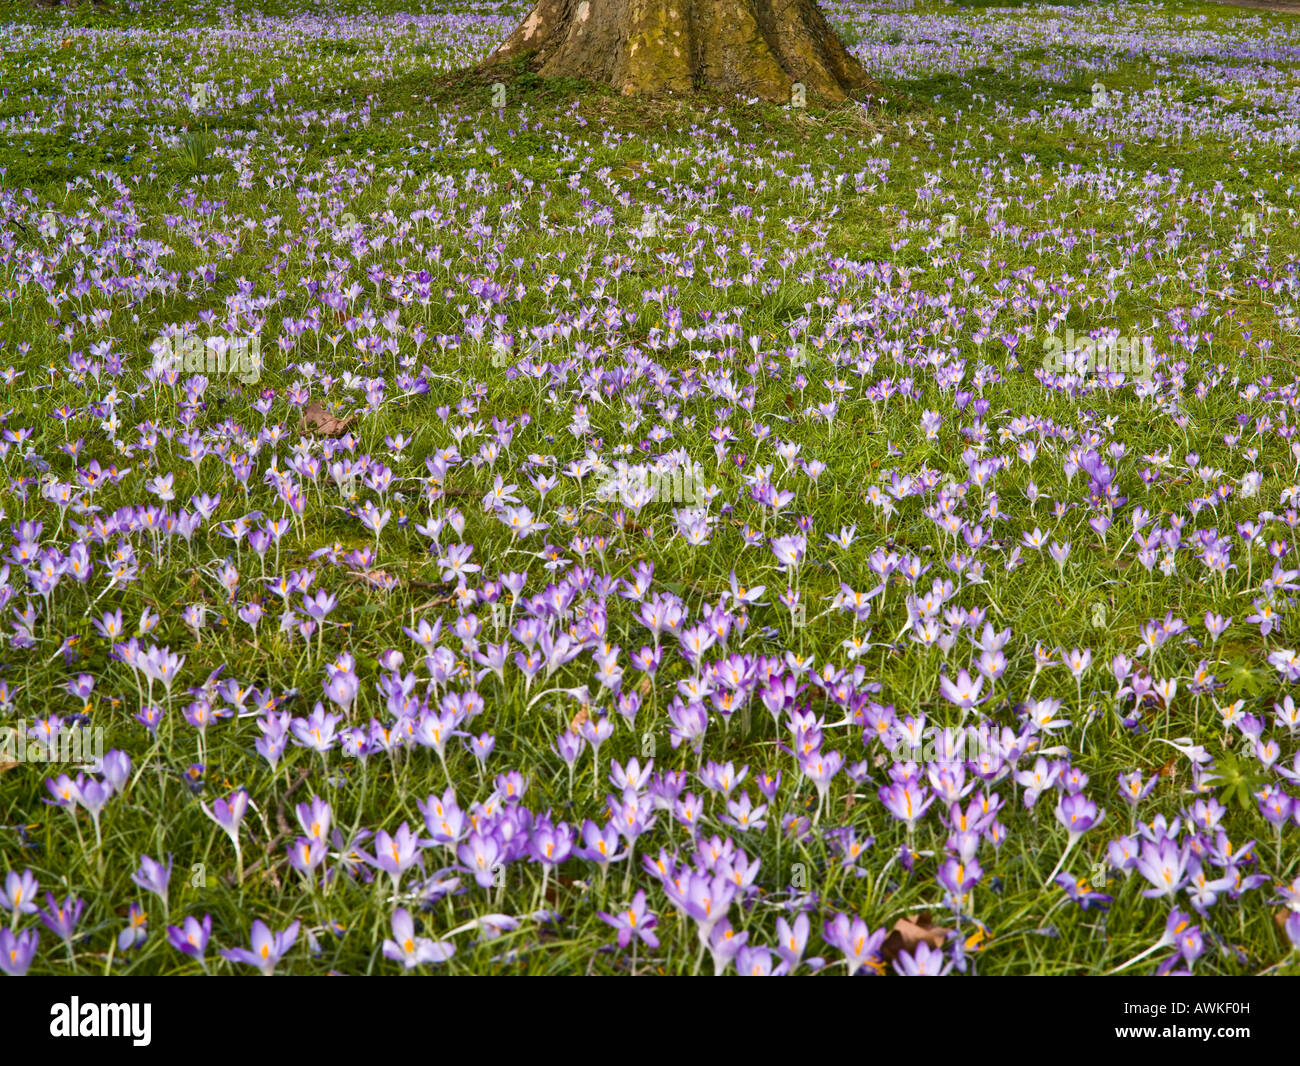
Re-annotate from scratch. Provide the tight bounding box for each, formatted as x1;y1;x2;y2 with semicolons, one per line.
483;0;878;104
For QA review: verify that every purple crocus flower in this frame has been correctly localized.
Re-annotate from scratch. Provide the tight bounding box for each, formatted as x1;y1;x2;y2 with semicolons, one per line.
1054;873;1114;911
296;795;332;843
323;668;359;711
799;748;843;811
287;837;328;880
0;927;39;976
457;829;503;889
383;908;455;969
220;919;299;975
776;912;809;972
1135;837;1198;899
894;940;954;976
203;789;250;841
1056;792;1105;841
0;869;40;921
879;777;935;831
1257;786;1296;828
368;822;426;890
938;669;985;714
135;704;165;735
168;914;213;967
937;856;983;901
290;703;343;754
707;919;747;975
528;818;574;868
202;789;250;884
38;893;84;945
99;750;131;793
131;854;172;908
1286;910;1300;952
823;913;885;976
1118;769;1158;807
118;903;148;951
575;819;628;872
599;889;659;949
45;773;83;809
301;589;337;621
736;944;780;976
77;778;114;823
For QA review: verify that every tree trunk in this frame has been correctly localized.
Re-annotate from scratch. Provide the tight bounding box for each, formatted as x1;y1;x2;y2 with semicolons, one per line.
483;0;878;104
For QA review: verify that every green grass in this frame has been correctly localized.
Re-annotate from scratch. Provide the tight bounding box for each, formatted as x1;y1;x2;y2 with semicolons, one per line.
0;0;1298;976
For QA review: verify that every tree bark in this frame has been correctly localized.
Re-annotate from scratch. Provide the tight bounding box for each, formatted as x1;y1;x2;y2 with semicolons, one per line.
483;0;878;104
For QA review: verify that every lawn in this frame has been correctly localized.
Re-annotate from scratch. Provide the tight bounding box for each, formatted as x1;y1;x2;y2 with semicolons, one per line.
0;0;1298;975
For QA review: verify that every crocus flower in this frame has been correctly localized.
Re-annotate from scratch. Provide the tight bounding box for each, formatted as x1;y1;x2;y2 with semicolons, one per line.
735;944;777;976
296;795;333;843
38;893;84;946
382;908;455;969
290;703;343;754
1257;786;1296;829
879;777;935;832
1286;911;1300;952
799;748;843;820
598;889;659;950
220;919;299;975
823;913;885;976
118;903;148;951
0;869;39;923
937;857;983;906
1118;769;1158;808
1045;792;1106;884
1054;873;1113;911
287;837;328;881
131;854;172;910
168;914;213;967
938;669;985;714
368;822;426;892
894;941;954;976
204;789;250;840
45;773;83;809
776;912;810;972
100;750;131;793
1135;838;1198;899
575;819;628;872
528;819;574;869
707;919;747;975
201;789;250;884
0;927;38;976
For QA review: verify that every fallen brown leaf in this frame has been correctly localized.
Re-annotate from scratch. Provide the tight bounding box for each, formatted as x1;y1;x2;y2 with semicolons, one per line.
0;761;18;774
569;706;589;734
299;402;356;438
881;912;950;964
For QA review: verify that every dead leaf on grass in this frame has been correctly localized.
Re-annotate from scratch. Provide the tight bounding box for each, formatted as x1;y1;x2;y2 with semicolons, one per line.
299;402;355;438
881;912;950;964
